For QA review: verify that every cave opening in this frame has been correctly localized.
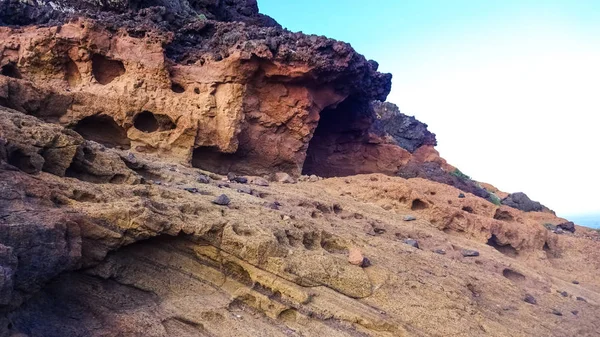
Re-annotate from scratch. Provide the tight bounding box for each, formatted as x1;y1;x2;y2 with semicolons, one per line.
192;146;240;175
133;111;176;133
1;63;22;79
171;82;185;93
486;234;518;257
411;199;429;211
73;115;131;149
91;54;125;85
302;97;371;177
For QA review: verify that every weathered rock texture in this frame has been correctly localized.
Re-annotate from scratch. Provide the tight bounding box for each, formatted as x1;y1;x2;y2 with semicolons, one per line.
1;107;600;337
0;2;594;336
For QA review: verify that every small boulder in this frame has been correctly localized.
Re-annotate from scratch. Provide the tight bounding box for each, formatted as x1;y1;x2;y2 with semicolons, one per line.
556;221;575;233
197;174;210;184
551;309;563;316
212;194;230;206
461;249;480;257
524;294;537;305
360;257;372;268
184;187;200;194
576;296;587;302
250;176;269;187
403;215;417;221
571;310;579;316
275;172;296;184
308;174;319;182
458;193;466;198
559;291;568;297
269;201;282;210
572;280;580;285
403;239;419;249
348;247;364;266
236;186;253;195
434;249;446;255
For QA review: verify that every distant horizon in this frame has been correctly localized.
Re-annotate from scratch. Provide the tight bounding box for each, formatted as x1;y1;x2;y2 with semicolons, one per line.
259;0;600;218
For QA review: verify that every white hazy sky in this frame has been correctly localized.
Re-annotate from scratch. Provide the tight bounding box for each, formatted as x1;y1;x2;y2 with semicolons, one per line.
260;1;600;217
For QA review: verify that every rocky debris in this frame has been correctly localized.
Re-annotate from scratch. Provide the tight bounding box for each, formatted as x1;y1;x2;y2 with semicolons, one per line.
576;296;587;302
559;291;568;297
197;174;211;184
434;249;446;255
236;186;253;195
551;309;563;316
275;172;295;184
212;194;231;206
524;294;537;305
249;176;269;187
403;215;417;221
557;221;575;233
360;257;372;268
268;201;282;210
502;192;552;213
228;173;248;184
371;101;437;153
403;239;420;249
347;247;364;266
572;280;580;285
461;249;480;257
458;193;466;198
184;187;200;194
572;310;579;316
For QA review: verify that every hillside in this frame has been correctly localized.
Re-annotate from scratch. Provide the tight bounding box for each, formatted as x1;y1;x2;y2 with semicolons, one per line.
1;1;599;336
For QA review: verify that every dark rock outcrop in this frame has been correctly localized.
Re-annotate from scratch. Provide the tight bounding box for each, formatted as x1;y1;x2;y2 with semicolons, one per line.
371;101;437;153
501;192;552;213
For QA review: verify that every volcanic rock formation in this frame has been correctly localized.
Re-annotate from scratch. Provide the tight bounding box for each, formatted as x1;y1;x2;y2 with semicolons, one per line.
1;1;599;337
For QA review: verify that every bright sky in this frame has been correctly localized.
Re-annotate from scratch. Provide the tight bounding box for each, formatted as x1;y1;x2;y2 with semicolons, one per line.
259;0;600;217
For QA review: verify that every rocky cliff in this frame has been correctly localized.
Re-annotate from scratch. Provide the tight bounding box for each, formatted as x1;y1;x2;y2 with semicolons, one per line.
1;1;599;337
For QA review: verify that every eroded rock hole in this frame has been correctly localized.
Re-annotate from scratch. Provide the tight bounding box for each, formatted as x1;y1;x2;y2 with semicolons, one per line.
303;97;371;177
494;208;514;221
133;111;175;133
91;54;125;85
502;268;526;282
65;59;81;87
411;199;429;211
171;82;185;93
487;234;518;257
73;115;131;149
1;63;21;79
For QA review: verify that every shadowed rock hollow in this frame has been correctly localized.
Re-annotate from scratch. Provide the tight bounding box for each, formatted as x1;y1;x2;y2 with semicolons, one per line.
1;1;599;337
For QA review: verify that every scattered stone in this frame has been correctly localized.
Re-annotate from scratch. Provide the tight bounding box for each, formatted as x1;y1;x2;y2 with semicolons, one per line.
524;294;537;305
571;310;579;316
217;183;230;188
360;257;372;268
236;186;253;195
403;239;419;249
269;201;282;210
184;187;200;194
232;176;248;184
572;280;580;285
212;194;230;206
197;174;210;184
434;249;446;255
250;176;269;187
308;174;319;182
348;247;364;266
458;193;466;198
576;296;587;302
403;215;417;222
551;309;562;316
275;172;295;184
461;249;480;257
559;291;568;297
556;221;575;233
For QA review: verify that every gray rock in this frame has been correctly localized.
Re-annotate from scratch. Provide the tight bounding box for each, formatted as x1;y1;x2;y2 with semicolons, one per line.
554;228;564;235
461;249;480;257
524;294;537;305
308;175;319;182
184;187;199;194
576;296;587;302
251;177;269;187
572;310;579;316
572;280;580;285
197;174;210;184
559;291;568;297
434;249;446;255
403;215;417;221
557;221;575;233
212;194;230;206
458;193;466;199
403;239;419;249
501;192;550;213
551;309;562;316
236;186;253;195
360;257;372;268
